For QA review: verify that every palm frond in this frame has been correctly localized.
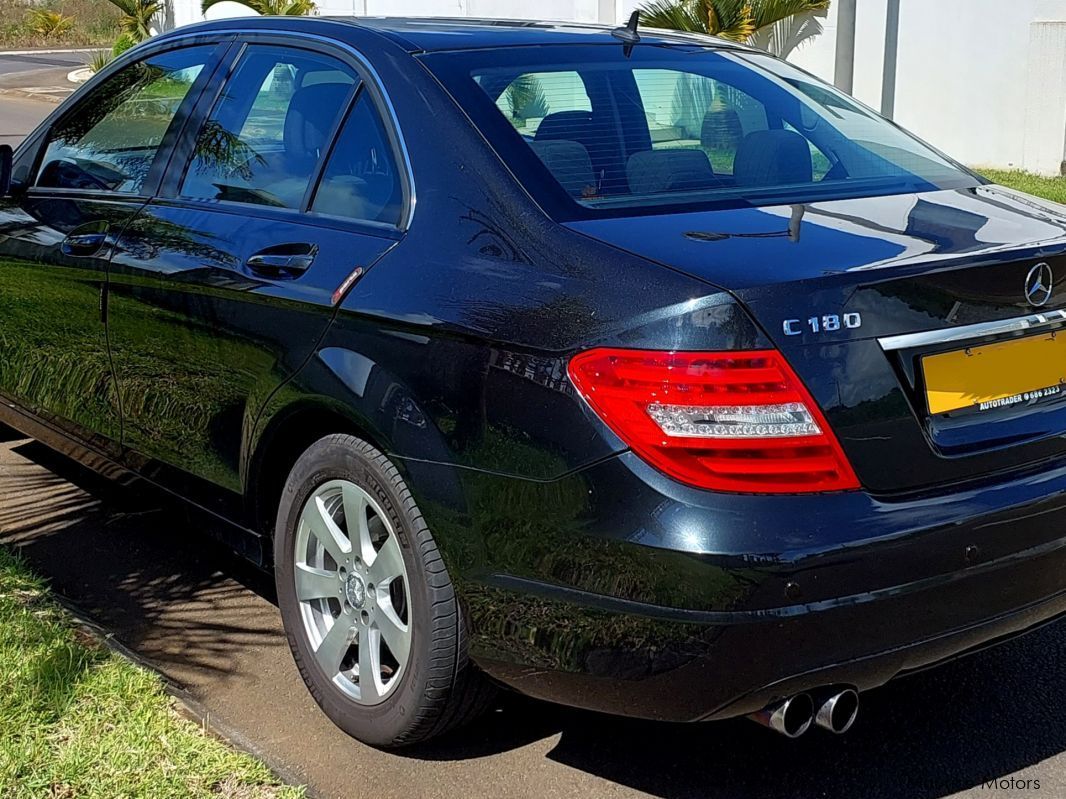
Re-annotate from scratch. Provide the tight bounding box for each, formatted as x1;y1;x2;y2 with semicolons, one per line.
105;0;161;41
639;0;710;33
748;9;826;55
277;0;316;15
26;9;74;37
713;2;757;41
639;0;830;45
747;0;829;30
202;0;315;16
86;49;114;74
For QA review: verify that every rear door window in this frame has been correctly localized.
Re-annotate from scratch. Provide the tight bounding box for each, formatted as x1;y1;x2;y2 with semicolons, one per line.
179;46;357;209
36;46;213;194
311;91;404;226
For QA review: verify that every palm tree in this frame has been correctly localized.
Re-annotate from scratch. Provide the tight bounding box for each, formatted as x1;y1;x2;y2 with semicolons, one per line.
201;0;316;15
105;0;163;42
639;0;831;57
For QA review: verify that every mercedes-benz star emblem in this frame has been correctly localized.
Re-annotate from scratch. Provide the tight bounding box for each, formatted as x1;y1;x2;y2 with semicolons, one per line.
1025;263;1054;307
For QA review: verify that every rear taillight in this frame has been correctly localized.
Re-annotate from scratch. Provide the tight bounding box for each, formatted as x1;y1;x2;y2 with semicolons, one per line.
567;348;860;494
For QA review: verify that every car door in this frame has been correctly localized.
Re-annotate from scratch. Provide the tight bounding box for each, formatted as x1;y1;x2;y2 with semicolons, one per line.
0;43;224;453
107;38;408;516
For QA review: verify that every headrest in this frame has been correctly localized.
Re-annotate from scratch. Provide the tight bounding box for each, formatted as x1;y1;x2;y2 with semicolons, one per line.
700;104;743;151
531;140;595;198
733;129;814;187
626;149;719;195
283;83;352;161
534;110;595;142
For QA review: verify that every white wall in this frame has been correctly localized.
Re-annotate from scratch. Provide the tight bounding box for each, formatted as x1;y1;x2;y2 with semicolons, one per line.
789;0;1066;174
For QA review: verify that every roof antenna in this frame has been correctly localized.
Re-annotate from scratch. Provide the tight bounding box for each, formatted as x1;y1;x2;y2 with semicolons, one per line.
611;10;640;57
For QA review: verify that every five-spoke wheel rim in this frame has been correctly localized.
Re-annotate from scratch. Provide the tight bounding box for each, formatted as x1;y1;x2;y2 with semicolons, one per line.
293;479;411;705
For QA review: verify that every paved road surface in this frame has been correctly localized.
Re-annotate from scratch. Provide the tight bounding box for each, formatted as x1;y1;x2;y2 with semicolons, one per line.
0;94;50;147
0;50;85;108
0;50;85;78
0;96;1064;799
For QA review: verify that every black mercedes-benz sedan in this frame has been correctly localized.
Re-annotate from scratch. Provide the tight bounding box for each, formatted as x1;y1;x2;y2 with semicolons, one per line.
2;15;1066;747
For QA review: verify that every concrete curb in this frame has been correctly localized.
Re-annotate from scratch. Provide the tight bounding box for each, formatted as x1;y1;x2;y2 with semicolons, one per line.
50;591;315;798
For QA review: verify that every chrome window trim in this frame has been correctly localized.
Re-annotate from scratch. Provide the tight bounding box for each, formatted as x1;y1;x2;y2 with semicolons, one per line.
878;309;1066;351
142;25;417;231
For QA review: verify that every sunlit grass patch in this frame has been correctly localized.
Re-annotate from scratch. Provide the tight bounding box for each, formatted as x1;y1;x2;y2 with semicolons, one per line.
978;169;1066;205
0;548;303;799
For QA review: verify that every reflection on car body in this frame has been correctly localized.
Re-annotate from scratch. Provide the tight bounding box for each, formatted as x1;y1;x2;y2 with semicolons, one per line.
1;15;1066;747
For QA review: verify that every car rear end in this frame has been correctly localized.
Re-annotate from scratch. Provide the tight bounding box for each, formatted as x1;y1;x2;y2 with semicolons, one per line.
419;35;1066;730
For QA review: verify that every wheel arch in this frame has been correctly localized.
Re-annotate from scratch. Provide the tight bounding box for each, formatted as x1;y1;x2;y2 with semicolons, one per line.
245;396;387;553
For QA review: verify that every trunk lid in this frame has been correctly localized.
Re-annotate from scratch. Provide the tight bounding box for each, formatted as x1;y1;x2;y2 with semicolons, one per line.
567;186;1066;494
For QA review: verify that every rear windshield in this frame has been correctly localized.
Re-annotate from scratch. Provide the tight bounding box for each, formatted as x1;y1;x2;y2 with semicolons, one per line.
423;45;981;218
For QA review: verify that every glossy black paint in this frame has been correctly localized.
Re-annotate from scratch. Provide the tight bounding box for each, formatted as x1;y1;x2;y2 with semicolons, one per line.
0;195;128;450
3;16;1066;724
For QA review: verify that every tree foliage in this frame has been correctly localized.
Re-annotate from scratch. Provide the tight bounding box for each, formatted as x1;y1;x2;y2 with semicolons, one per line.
201;0;317;16
639;0;830;56
103;0;163;42
504;75;549;123
26;9;75;38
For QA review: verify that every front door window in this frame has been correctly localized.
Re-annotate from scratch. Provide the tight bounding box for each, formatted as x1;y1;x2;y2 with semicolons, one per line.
36;46;213;194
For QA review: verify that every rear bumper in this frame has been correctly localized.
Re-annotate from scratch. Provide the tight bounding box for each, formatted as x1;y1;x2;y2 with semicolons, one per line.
416;452;1066;722
474;565;1066;722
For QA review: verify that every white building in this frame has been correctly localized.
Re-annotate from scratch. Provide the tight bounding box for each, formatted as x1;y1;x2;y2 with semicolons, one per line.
788;0;1066;176
162;0;1066;175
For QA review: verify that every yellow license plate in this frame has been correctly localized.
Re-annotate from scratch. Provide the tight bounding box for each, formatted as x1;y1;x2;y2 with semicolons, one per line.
923;332;1066;415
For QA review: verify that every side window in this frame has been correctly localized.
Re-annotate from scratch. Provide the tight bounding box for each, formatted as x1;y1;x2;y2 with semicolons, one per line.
180;46;357;209
633;69;769;176
783;121;833;180
492;71;591;137
36;46;213;194
311;92;403;226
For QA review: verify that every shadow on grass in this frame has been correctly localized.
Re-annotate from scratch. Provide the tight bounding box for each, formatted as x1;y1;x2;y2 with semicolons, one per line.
0;437;282;688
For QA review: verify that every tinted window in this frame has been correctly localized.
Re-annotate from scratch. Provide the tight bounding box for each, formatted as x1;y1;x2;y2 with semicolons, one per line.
426;46;979;216
180;46;357;209
311;92;403;226
36;47;211;194
491;70;591;137
633;69;769;176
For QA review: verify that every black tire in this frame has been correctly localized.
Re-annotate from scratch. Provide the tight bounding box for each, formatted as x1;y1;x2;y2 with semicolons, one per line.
274;433;495;747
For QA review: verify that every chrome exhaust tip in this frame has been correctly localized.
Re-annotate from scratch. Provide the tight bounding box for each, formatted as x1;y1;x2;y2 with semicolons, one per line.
814;688;859;734
747;693;814;738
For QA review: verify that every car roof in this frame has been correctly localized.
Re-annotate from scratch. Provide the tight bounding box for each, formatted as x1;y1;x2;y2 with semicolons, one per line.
341;17;749;52
166;15;749;54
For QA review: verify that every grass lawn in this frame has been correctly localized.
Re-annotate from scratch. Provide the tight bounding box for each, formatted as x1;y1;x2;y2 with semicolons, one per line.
0;548;304;799
0;0;119;48
977;169;1066;205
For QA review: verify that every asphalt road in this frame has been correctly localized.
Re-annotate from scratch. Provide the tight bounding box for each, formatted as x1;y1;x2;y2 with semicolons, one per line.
0;50;86;77
0;94;50;147
1;94;1065;799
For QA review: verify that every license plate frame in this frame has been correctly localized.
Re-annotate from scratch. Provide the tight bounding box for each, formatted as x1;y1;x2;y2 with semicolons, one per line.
922;331;1066;415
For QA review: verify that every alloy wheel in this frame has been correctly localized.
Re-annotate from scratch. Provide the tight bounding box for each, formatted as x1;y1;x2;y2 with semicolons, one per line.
293;479;411;705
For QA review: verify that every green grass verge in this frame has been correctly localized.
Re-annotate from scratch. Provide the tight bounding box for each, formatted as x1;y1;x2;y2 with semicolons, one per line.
0;548;304;799
978;169;1066;205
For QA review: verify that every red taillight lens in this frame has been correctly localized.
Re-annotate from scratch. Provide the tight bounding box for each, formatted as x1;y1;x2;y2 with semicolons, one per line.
568;348;860;494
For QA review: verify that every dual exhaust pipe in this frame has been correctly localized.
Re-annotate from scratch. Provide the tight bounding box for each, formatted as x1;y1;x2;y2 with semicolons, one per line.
748;687;859;738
